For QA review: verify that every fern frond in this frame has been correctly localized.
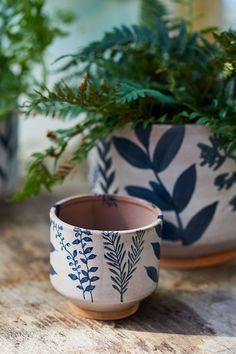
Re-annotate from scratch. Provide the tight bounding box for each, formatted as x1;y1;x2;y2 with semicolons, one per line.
140;0;168;31
116;81;176;105
80;25;154;58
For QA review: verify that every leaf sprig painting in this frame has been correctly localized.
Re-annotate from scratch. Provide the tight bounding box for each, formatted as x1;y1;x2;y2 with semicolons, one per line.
114;125;218;245
52;221;99;302
17;0;236;199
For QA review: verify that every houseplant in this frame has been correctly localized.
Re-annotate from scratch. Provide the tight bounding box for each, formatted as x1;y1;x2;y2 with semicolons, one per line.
0;0;71;197
18;1;236;267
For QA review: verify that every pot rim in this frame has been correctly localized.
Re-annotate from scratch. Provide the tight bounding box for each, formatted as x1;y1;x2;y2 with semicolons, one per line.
50;193;163;235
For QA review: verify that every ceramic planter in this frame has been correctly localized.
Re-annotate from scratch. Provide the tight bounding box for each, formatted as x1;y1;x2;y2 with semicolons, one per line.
50;194;162;320
0;112;18;198
88;125;236;268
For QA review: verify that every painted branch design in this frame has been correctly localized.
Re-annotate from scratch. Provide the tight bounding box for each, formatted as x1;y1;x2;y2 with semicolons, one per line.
113;125;219;245
198;134;236;212
102;230;144;302
96;138;118;194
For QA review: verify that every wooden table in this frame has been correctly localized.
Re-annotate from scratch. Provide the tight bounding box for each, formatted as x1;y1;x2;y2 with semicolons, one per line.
0;172;236;354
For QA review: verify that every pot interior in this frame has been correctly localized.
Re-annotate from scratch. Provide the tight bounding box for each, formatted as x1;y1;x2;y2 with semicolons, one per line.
54;195;160;231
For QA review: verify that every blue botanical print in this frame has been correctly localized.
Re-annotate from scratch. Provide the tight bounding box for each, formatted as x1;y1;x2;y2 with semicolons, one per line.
72;227;99;302
52;221;99;302
198;135;228;170
155;222;162;239
145;219;160;283
50;264;57;275
95;138;118;194
95;194;118;207
102;230;145;302
214;172;236;191
230;196;236;211
50;242;57;253
0;113;17;182
145;266;158;283
198;134;236;212
50;241;58;275
151;242;160;260
113;125;218;245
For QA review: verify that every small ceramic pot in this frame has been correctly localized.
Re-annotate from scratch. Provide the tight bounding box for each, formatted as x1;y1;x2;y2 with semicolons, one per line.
0;112;18;198
88;125;236;268
50;194;162;320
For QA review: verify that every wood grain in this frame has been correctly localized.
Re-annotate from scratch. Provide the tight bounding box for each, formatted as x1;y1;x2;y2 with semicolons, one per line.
0;177;236;354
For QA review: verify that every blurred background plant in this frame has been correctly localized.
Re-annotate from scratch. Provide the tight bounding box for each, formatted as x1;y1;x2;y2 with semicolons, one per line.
0;0;73;120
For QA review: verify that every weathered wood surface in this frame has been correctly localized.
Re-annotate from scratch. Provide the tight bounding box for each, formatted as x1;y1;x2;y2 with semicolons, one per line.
0;174;236;354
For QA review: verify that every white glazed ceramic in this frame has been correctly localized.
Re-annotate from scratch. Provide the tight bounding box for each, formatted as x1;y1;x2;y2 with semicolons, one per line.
50;194;162;320
0;112;18;198
88;125;236;267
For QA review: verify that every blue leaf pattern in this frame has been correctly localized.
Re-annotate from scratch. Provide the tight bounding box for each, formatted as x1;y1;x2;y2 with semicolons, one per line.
230;196;236;211
145;266;158;283
114;126;219;245
149;181;174;210
155;223;162;238
162;220;181;241
52;222;99;302
126;185;161;206
50;264;57;275
173;164;196;213
50;242;57;253
95;138;118;194
134;125;151;149
153;125;185;173
113;137;151;169
198;134;236;212
183;202;218;245
103;230;145;302
151;242;160;260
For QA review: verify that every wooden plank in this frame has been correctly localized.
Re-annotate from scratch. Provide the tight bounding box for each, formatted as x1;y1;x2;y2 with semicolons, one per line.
0;177;236;354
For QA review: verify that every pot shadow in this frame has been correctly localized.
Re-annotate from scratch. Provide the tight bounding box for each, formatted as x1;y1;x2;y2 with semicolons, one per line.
114;291;217;336
113;258;236;336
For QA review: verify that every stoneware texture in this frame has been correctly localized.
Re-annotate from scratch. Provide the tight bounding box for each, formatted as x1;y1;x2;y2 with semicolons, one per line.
0;112;18;198
88;125;236;263
50;194;162;320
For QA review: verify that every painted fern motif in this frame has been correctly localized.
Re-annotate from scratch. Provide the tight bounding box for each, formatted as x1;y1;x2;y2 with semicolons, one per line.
102;230;145;302
127;230;145;277
96;138;118;194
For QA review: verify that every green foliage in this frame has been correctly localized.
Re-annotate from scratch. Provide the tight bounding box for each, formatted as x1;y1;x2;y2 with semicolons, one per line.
18;0;236;199
0;0;70;120
139;0;168;31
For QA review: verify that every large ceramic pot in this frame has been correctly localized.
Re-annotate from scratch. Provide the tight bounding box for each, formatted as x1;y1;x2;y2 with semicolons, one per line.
88;125;236;268
0;112;18;198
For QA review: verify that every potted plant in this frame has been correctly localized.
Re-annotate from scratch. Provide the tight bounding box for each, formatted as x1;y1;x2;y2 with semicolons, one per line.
18;1;236;268
0;0;71;198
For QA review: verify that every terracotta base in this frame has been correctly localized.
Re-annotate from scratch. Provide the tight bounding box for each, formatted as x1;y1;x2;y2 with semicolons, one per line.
161;248;236;269
68;301;139;320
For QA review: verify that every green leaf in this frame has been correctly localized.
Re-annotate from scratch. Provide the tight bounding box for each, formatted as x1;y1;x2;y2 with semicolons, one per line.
116;82;176;105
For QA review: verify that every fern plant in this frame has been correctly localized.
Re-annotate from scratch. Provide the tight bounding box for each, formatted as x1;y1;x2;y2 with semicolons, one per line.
17;0;236;199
